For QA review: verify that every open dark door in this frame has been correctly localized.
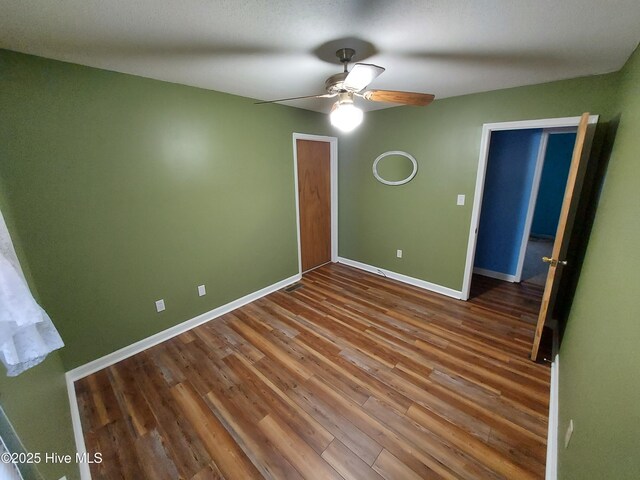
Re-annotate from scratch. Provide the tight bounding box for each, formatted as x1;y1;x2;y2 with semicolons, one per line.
531;113;597;361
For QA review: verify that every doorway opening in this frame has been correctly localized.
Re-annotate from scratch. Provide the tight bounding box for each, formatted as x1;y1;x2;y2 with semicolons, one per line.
292;133;338;274
522;131;577;286
462;114;598;361
472;128;577;286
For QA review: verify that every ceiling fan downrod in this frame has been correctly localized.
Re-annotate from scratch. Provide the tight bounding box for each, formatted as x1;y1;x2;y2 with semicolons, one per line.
336;48;356;72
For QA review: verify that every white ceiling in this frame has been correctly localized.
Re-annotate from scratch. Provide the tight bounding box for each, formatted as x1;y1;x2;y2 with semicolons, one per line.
1;0;639;113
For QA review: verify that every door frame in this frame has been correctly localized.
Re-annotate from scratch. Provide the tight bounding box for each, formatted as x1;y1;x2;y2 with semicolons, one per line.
461;115;598;300
292;133;338;275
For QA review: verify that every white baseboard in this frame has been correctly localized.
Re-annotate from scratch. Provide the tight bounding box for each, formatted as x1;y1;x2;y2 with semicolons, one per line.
473;267;517;283
66;273;300;381
65;272;300;480
338;257;462;300
546;325;560;480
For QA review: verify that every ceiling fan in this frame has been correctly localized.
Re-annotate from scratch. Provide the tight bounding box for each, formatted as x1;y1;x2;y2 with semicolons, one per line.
256;48;435;132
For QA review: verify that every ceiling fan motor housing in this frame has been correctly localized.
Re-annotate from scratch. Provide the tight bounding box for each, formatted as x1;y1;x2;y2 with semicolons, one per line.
325;72;349;94
325;48;357;94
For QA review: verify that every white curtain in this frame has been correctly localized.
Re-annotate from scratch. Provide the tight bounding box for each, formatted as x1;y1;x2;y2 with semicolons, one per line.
0;210;63;377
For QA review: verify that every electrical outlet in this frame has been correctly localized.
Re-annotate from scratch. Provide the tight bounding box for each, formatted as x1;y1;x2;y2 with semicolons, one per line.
155;299;165;312
457;194;466;206
564;419;574;448
198;284;206;297
397;249;403;258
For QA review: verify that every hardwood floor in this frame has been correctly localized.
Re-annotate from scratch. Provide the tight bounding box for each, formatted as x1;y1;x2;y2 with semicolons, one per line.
469;273;544;324
75;264;550;480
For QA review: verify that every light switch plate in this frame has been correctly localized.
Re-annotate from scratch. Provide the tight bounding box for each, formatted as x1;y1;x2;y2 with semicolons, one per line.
457;194;466;206
198;285;206;297
396;249;403;258
155;299;165;312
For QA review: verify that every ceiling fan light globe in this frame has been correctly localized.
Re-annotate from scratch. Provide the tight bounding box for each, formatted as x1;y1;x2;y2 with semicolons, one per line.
330;102;363;132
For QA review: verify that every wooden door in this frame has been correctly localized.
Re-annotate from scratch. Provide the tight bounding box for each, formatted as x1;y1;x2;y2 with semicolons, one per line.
531;113;596;360
297;139;331;272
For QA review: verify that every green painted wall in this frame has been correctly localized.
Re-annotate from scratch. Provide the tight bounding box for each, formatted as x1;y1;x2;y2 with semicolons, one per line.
0;354;77;480
557;46;640;479
0;155;77;479
0;49;328;370
338;72;619;290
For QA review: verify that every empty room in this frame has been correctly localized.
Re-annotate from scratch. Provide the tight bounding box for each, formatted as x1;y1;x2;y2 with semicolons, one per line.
1;1;639;479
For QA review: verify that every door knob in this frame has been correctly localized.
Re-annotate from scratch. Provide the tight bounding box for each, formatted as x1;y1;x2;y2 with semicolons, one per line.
542;257;567;267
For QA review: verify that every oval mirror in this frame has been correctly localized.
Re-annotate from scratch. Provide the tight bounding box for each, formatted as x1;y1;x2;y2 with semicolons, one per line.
372;151;418;186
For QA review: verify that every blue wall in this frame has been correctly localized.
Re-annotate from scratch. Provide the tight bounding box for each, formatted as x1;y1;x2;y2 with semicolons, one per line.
475;129;542;276
531;132;576;237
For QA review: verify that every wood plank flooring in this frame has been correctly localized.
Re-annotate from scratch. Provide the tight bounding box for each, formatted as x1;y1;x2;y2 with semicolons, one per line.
75;263;549;480
468;274;544;325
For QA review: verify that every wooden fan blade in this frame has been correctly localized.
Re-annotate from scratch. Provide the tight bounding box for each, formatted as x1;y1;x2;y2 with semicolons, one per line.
363;90;435;106
254;93;335;104
343;63;385;92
